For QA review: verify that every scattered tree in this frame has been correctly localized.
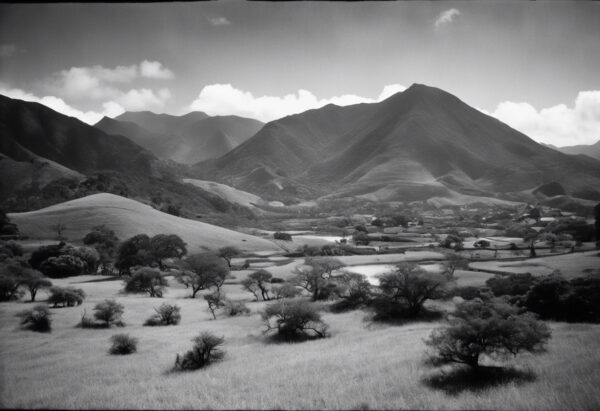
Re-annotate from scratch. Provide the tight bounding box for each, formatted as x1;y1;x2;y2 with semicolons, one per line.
178;253;229;298
261;299;329;340
486;273;536;297
272;283;302;300
48;286;85;307
331;272;372;311
39;254;86;278
93;299;125;327
242;270;273;301
109;334;138;355
83;225;119;274
144;303;181;326
150;234;187;270
29;242;65;270
204;290;226;320
442;253;470;279
218;246;241;268
223;299;251;317
426;298;551;369
19;269;52;302
115;234;153;275
124;267;168;297
174;332;225;371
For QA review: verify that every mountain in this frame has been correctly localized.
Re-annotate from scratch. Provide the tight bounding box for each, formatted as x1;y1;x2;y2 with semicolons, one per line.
8;193;278;253
551;140;600;160
0;95;156;176
95;111;264;164
195;84;600;203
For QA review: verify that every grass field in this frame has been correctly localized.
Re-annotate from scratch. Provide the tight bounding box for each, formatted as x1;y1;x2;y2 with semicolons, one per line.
1;274;599;410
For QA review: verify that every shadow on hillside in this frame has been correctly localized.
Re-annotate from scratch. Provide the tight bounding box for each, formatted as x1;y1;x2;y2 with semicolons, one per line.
422;365;536;395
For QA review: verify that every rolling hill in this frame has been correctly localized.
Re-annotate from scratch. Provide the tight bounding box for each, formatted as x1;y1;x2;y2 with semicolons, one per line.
0;95;157;176
547;140;600;160
196;84;600;203
183;178;265;208
96;111;264;164
8;193;278;253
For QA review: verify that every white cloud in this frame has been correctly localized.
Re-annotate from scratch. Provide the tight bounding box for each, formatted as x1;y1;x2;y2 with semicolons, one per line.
435;8;460;28
115;88;171;112
140;60;174;79
189;83;406;122
208;16;231;26
0;44;18;58
0;84;124;125
490;90;600;146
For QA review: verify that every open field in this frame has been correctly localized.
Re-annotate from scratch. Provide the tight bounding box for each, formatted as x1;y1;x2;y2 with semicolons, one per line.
1;275;599;410
8;193;279;253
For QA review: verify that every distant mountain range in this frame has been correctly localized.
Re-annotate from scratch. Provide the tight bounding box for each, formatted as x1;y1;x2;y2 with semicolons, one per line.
96;111;263;164
195;84;600;203
543;141;600;161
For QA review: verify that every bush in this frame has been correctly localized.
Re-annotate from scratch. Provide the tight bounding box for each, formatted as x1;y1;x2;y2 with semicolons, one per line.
174;332;225;371
373;263;448;320
93;299;125;327
223;299;251;317
17;304;52;332
426;299;551;368
65;246;100;274
109;334;138;355
486;273;536;297
0;241;23;261
124;267;168;297
331;272;372;312
47;286;85;307
144;303;181;326
272;283;302;300
39;254;86;278
204;291;226;320
261;299;329;341
0;258;27;301
29;242;65;269
450;286;491;301
274;232;292;241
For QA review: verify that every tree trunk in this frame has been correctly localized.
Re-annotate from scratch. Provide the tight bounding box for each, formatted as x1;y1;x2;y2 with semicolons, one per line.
30;289;37;302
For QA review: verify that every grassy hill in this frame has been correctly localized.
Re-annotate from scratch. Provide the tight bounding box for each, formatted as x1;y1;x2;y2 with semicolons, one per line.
183;178;265;208
8;193;278;253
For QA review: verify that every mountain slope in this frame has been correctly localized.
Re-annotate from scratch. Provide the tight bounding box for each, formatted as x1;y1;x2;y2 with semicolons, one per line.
0;95;156;176
196;84;600;202
8;193;278;253
96;111;264;164
551;140;600;160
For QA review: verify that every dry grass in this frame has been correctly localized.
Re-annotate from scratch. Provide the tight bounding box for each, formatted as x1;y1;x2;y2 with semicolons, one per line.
1;275;599;409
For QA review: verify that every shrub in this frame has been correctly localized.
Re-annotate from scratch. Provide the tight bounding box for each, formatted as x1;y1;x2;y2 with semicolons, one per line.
373;263;448;319
0;241;23;261
178;253;229;298
450;286;491;301
39;254;86;278
273;232;292;241
270;277;284;284
0;258;27;301
331;272;372;312
174;332;225;371
29;242;65;270
292;258;344;301
124;267;168;297
17;304;52;332
109;334;138;355
48;286;85;307
65;246;100;274
93;299;125;327
204;291;226;320
261;299;329;341
272;283;302;300
144;303;181;326
487;273;536;297
223;299;251;317
426;299;551;369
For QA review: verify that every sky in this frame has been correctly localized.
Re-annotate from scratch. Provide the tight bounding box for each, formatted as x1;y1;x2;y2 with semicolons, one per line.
1;1;599;147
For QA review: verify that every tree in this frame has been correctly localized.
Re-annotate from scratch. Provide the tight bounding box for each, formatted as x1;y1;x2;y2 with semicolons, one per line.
524;232;539;258
93;299;125;327
39;254;86;278
204;290;226;320
331;272;372;311
0;209;19;237
486;273;536;297
272;283;302;300
261;299;329;340
218;246;241;268
47;286;85;307
242;270;273;301
0;258;28;301
144;303;181;326
124;267;168;297
374;263;448;318
19;268;52;302
29;242;66;270
66;246;100;274
83;225;119;274
115;234;153;275
426;299;551;369
292;258;344;301
150;234;187;270
0;241;23;262
178;253;229;298
442;253;470;279
17;304;52;332
441;234;463;250
174;332;225;370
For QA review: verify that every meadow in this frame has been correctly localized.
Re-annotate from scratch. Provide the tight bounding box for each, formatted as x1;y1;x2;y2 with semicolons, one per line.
1;272;600;410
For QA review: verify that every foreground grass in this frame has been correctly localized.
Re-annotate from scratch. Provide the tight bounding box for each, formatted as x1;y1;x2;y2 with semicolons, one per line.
1;276;599;409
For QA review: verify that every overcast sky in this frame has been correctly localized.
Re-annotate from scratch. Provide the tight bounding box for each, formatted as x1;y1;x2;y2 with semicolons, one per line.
1;2;599;146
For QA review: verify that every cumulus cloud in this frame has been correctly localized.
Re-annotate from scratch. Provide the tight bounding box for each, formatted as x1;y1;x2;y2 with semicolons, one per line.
0;84;124;125
489;90;600;146
115;88;171;112
140;60;174;79
0;44;18;58
208;16;231;26
435;8;460;28
189;84;406;122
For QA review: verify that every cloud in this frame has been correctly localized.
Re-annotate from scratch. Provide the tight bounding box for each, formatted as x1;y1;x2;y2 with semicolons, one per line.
490;90;600;146
140;60;174;79
189;84;406;123
0;44;18;58
0;84;124;125
115;88;171;112
435;8;460;28
51;61;173;100
208;16;231;26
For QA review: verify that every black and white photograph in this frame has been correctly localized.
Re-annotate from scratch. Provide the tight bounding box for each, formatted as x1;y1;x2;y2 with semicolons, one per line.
1;1;599;409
